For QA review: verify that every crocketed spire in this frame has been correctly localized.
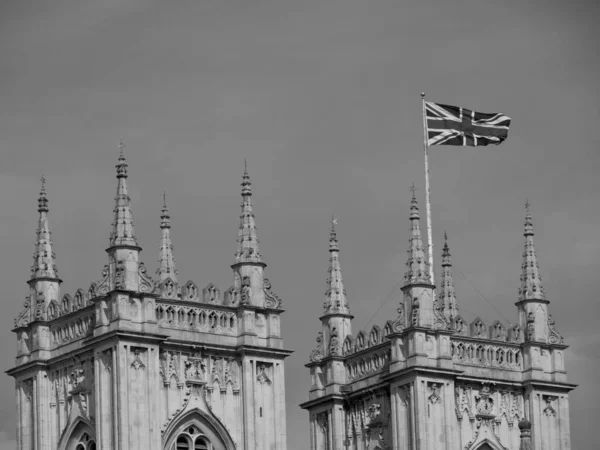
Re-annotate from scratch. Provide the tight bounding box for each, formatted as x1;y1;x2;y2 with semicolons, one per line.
109;142;139;248
156;191;178;283
438;232;458;320
518;201;546;301
234;160;262;263
30;176;60;281
403;185;431;285
324;217;349;314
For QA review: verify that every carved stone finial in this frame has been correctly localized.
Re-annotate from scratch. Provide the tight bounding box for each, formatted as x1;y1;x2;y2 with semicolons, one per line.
518;201;546;301
30;176;60;283
324;218;350;315
438;233;458;323
234;160;263;264
109;143;139;248
403;188;431;286
156;190;178;287
518;418;532;450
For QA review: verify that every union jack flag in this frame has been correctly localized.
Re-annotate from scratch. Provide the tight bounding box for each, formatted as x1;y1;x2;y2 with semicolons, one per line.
425;102;511;146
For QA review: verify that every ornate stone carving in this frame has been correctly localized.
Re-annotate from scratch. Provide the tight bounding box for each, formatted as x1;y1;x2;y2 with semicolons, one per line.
543;396;557;417
184;355;207;382
202;283;220;304
526;312;535;342
34;291;46;321
309;332;324;362
491;321;506;341
411;297;420;327
131;348;146;370
159;349;180;385
224;286;240;306
183;281;198;301
160;277;178;299
115;261;126;290
69;358;85;391
454;316;468;336
475;384;495;418
329;326;340;356
432;299;447;330
95;265;111;296
366;403;382;425
263;278;282;309
509;324;523;343
240;276;251;305
14;296;32;328
256;363;272;385
428;383;442;404
547;315;564;344
138;262;155;293
392;304;405;332
471;318;486;338
345;349;391;381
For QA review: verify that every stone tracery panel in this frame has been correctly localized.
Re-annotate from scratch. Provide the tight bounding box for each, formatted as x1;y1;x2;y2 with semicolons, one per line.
155;302;237;335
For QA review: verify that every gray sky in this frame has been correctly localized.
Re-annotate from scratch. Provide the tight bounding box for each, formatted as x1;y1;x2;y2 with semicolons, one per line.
0;0;598;448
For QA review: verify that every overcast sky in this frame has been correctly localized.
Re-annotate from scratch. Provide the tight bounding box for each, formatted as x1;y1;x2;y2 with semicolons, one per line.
0;0;598;449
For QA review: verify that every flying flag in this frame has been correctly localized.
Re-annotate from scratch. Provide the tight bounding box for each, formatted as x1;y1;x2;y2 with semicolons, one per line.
425;102;511;146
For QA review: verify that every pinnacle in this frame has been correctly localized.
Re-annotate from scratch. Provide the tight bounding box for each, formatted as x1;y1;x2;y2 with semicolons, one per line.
235;161;262;264
438;232;458;320
157;191;178;282
30;176;60;281
518;201;546;301
324;217;349;315
109;142;138;248
403;188;431;285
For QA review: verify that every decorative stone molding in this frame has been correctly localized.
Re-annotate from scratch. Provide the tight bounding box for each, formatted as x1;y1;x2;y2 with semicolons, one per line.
51;313;95;348
542;395;557;417
130;348;146;371
450;338;523;371
345;349;391;382
155;302;237;335
256;363;272;385
202;283;220;304
428;383;442;404
309;332;324;362
263;278;282;309
547;315;564;344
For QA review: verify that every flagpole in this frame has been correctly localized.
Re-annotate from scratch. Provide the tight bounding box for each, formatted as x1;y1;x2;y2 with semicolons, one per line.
421;92;435;284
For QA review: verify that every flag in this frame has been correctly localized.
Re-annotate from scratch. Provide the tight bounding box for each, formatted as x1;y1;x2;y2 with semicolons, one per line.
425;102;511;146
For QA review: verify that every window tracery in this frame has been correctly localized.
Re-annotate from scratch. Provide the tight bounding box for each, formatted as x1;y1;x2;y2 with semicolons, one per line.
172;426;211;450
74;433;96;450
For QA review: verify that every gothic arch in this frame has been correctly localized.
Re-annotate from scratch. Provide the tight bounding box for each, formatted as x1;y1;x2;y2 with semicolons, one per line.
57;416;96;450
162;407;236;450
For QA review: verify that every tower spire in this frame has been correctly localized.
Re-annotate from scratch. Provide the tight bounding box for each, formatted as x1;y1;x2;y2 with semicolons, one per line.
234;160;262;263
109;141;139;248
518;201;546;301
324;216;349;314
403;184;431;285
30;176;60;281
438;231;458;321
157;190;178;283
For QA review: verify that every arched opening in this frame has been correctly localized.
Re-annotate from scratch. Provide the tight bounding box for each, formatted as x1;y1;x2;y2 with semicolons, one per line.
162;408;235;450
57;419;96;450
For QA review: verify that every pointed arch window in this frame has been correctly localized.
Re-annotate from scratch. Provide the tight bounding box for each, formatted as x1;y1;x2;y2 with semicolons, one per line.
74;433;96;450
172;426;211;450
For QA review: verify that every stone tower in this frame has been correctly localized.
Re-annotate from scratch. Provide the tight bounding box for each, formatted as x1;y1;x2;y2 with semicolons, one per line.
302;193;575;450
8;150;291;450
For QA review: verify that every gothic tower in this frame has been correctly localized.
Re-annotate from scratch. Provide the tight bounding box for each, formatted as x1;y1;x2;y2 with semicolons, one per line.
8;149;291;450
302;191;575;450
